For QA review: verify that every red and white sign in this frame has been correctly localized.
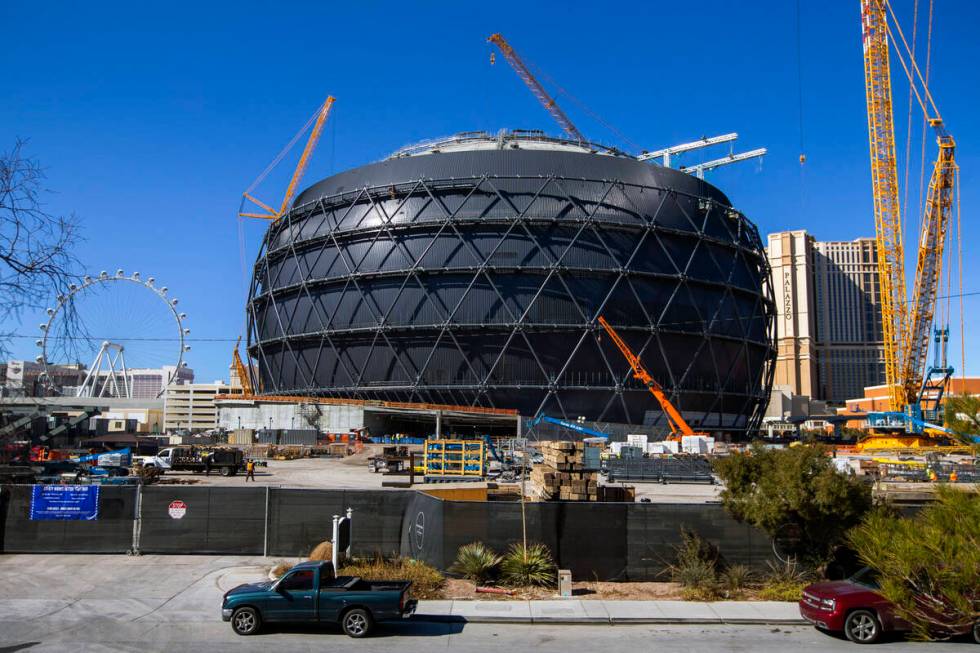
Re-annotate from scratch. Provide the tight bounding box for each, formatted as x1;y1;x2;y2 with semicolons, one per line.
168;500;187;519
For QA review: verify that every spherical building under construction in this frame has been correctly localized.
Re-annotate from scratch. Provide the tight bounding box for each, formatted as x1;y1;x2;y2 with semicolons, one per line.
246;131;775;435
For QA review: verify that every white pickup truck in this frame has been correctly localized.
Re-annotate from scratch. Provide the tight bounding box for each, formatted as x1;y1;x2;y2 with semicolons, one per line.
138;446;244;477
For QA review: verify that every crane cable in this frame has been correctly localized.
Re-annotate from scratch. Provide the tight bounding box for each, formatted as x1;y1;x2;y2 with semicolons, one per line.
916;0;935;230
242;104;322;198
901;0;920;243
528;62;642;153
796;0;806;166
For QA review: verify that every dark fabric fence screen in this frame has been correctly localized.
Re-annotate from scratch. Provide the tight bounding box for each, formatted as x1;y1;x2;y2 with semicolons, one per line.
267;489;410;558
139;486;266;554
1;485;773;580
405;498;773;581
0;485;135;553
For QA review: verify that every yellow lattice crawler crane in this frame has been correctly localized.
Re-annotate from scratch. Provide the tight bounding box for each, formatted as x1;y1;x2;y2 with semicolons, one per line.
859;0;961;449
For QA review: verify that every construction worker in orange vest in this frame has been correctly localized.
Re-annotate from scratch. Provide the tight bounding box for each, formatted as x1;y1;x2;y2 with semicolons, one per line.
245;458;256;482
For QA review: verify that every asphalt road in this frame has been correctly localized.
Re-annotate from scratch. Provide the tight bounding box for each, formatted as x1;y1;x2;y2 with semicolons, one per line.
0;620;970;653
1;555;969;652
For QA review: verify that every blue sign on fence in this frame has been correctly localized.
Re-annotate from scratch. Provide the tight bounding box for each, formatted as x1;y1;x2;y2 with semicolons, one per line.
30;485;100;521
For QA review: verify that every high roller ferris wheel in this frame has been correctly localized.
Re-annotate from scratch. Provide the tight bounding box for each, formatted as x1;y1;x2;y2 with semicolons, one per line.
35;269;191;398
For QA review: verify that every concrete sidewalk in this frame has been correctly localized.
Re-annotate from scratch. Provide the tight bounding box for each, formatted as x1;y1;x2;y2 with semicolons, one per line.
414;599;806;625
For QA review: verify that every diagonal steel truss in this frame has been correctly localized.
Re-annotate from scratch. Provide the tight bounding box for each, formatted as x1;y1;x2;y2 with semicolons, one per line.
247;172;776;435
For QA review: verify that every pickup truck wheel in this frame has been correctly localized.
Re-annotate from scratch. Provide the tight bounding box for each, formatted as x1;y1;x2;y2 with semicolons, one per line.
341;608;373;638
972;622;979;644
220;466;234;477
231;607;261;636
844;610;881;644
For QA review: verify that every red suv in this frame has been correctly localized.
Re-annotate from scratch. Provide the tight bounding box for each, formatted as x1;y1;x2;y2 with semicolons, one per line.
800;567;979;644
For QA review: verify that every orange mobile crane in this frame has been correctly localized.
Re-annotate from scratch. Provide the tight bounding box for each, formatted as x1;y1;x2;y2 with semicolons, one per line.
598;316;707;442
859;0;961;447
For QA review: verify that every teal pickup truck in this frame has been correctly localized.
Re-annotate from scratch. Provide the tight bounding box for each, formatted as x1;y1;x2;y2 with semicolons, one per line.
221;560;417;637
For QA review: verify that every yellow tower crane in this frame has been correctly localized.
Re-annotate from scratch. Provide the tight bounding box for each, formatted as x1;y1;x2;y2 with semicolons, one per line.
859;0;959;446
487;33;585;142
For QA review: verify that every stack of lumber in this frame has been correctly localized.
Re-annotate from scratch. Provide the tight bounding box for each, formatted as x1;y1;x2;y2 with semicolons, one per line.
596;485;636;502
531;441;637;502
531;441;597;501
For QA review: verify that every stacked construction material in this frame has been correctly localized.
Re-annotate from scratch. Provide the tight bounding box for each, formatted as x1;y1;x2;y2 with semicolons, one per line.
531;441;594;500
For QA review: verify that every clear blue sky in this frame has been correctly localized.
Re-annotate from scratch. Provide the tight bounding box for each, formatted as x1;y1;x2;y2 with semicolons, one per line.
2;0;978;382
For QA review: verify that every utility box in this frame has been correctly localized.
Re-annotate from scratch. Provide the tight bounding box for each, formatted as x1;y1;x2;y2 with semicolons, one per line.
558;569;572;598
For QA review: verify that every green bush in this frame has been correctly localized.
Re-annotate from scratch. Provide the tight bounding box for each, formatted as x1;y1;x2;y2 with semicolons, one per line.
500;543;556;588
848;486;980;640
713;443;872;565
339;555;445;600
449;542;502;585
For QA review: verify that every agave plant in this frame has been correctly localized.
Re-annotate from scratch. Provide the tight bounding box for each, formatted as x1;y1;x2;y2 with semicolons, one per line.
500;542;556;588
449;542;502;585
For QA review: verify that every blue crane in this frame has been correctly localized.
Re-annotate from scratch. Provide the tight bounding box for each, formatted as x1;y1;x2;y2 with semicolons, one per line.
527;414;610;440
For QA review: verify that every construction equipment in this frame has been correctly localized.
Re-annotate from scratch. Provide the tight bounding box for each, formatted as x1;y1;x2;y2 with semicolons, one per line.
597;316;707;441
239;95;336;221
232;336;254;395
528;413;610;440
423;439;486;479
637;133;739;165
859;0;961;447
487;33;585;142
680;148;768;180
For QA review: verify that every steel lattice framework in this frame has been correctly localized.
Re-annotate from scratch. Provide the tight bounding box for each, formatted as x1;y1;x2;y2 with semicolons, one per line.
247;139;775;435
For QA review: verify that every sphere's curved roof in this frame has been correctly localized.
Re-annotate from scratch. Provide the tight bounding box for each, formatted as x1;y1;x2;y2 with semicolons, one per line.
293;133;732;209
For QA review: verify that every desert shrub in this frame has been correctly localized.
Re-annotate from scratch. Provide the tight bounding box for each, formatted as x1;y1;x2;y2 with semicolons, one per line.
450;542;501;585
757;559;811;602
667;530;721;598
339;555;445;600
720;564;754;594
500;543;556;588
269;560;292;578
308;540;333;562
757;581;807;602
848;486;980;640
713;443;872;565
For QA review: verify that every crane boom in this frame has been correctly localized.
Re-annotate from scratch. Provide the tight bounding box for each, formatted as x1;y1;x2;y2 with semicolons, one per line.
902;133;956;401
487;33;585;142
861;0;907;412
239;95;335;221
597;316;698;439
232;336;253;395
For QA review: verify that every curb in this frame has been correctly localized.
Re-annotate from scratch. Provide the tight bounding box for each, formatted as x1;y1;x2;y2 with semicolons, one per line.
411;615;809;626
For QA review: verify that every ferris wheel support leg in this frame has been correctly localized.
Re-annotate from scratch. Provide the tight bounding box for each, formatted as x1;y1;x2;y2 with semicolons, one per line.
77;344;106;398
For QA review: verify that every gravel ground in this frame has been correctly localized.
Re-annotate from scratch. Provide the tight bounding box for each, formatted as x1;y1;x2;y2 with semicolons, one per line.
162;455;722;503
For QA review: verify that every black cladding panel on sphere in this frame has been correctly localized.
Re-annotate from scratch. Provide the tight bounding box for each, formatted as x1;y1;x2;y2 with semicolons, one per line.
247;145;775;435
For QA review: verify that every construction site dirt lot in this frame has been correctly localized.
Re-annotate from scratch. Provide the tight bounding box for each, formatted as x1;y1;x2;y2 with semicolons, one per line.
162;453;724;503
